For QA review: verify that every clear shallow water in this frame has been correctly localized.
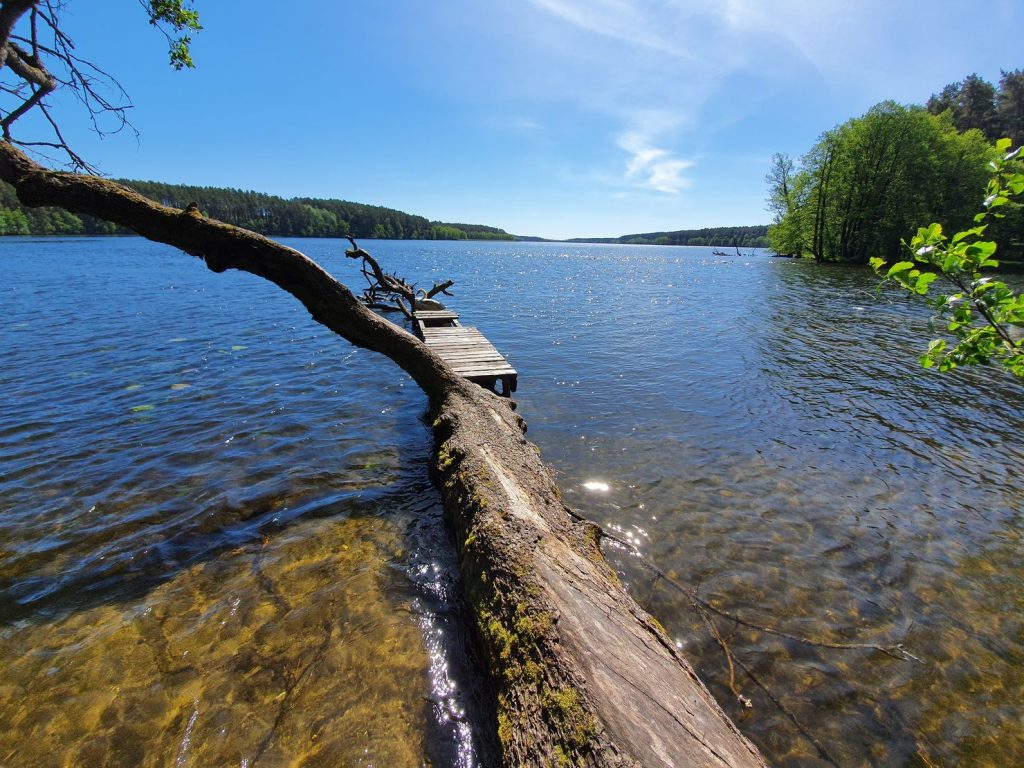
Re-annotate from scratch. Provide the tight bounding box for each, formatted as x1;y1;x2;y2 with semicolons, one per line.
0;237;489;767
1;236;1022;767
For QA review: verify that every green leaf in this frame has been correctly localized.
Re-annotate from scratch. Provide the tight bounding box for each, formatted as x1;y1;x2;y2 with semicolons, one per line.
886;261;915;277
965;241;997;260
915;272;938;294
996;138;1013;153
951;225;986;244
942;250;962;272
147;0;202;70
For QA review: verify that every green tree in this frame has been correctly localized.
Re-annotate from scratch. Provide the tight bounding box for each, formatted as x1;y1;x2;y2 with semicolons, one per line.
765;152;807;256
871;139;1024;378
0;208;28;233
997;69;1024;146
431;224;468;240
770;103;991;264
928;74;999;140
930;70;1024;147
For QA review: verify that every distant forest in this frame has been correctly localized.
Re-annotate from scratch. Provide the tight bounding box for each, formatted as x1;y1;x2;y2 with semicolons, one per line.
0;177;771;246
568;225;768;248
0;179;518;241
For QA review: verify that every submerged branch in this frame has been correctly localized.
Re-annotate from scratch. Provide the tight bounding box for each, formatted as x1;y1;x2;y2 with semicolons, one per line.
731;651;841;767
565;504;921;764
584;510;921;663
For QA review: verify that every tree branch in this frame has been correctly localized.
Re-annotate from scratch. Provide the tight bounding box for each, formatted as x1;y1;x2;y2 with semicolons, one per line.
0;0;135;168
344;234;423;317
0;140;768;767
941;268;1019;355
0;140;457;401
424;280;454;299
1;41;55;138
0;0;33;61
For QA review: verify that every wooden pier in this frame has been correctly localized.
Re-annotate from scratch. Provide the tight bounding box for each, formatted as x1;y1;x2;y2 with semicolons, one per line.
413;309;518;396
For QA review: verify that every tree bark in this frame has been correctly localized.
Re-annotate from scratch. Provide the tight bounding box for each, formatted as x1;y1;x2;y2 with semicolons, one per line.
0;141;768;768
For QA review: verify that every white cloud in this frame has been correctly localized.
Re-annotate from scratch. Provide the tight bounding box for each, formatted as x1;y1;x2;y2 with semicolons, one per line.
617;130;692;194
511;117;543;131
516;0;888;200
523;0;870;81
526;0;694;58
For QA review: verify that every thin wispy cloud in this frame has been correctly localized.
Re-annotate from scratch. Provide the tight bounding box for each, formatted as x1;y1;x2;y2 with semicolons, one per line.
527;0;694;59
520;0;762;197
519;0;871;200
511;117;543;132
404;0;1013;236
479;114;546;139
524;0;867;82
617;131;692;194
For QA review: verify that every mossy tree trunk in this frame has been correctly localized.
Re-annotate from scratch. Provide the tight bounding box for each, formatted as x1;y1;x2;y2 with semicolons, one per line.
0;141;768;768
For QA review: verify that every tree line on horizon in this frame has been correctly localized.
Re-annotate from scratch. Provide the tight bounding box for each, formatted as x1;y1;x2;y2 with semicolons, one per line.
0;174;768;246
568;225;768;248
767;70;1024;263
0;179;518;241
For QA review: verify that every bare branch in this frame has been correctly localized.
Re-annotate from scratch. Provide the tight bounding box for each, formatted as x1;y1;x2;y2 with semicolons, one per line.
0;0;135;169
344;235;417;316
424;280;454;299
38;102;94;171
342;236;456;320
1;41;55;139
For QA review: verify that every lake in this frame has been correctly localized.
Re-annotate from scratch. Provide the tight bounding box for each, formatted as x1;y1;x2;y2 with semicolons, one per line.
1;236;1021;767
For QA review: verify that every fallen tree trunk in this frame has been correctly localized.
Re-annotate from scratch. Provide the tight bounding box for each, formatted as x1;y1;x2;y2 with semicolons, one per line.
0;141;768;767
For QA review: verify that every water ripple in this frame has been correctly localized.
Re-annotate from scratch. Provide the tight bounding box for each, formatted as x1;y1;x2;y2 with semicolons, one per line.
2;237;1023;766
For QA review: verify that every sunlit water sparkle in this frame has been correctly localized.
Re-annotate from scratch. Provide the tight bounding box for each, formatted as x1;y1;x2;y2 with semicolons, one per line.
2;236;1022;767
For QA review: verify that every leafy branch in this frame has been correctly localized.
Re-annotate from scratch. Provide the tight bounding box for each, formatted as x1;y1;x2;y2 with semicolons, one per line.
142;0;201;71
871;138;1024;378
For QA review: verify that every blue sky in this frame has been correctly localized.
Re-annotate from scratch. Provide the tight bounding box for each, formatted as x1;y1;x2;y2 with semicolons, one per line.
40;0;1024;239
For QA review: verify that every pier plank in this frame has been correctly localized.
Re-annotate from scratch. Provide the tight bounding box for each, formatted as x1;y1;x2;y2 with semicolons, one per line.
415;318;518;396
